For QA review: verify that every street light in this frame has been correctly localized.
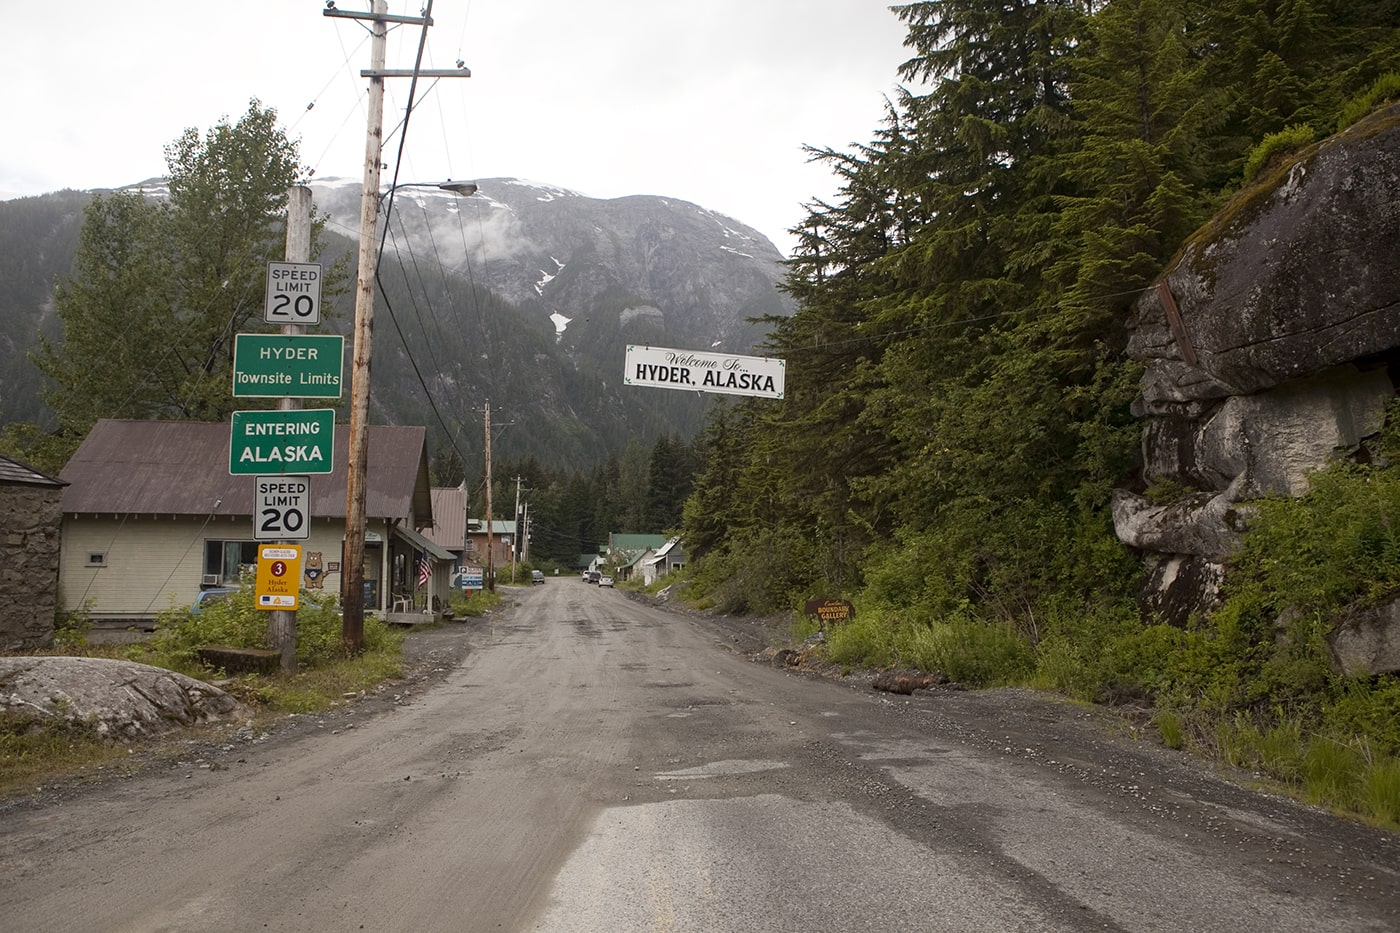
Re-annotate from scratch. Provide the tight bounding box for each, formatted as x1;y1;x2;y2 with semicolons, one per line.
384;180;479;203
342;178;477;652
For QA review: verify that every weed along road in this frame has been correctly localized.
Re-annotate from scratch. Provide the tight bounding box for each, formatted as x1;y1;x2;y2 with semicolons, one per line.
3;586;1399;932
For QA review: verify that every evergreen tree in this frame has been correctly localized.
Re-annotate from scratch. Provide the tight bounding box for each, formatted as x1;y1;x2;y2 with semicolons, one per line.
32;100;312;465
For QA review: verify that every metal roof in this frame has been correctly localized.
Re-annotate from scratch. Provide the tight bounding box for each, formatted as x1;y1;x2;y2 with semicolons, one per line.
427;486;468;549
0;454;65;487
422;489;519;551
392;523;455;561
59;419;433;524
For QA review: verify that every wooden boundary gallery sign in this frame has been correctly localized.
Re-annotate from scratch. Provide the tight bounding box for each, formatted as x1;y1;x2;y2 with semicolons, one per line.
804;598;855;625
624;345;785;399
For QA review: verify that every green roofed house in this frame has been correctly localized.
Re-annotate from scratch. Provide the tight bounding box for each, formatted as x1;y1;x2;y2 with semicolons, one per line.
605;533;670;583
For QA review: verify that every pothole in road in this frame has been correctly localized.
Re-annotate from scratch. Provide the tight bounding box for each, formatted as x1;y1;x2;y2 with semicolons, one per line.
659;695;730;710
654;759;790;780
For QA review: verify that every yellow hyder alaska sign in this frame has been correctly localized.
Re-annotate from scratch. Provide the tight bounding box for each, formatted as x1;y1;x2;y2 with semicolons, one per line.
255;545;302;610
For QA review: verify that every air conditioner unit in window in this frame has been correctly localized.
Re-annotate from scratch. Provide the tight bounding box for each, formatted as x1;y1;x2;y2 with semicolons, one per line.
201;574;221;587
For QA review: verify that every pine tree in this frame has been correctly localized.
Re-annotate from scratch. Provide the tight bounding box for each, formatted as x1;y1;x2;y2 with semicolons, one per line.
32;100;311;463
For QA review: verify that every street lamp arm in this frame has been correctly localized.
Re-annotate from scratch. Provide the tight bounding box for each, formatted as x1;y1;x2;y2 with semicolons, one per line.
381;180;478;200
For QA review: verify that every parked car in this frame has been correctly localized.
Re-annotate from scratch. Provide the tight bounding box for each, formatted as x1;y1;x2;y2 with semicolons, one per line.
598;575;614;588
191;586;238;614
531;570;545;585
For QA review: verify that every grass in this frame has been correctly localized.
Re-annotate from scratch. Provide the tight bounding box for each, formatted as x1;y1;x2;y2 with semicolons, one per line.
0;713;139;798
449;588;503;617
1155;710;1186;750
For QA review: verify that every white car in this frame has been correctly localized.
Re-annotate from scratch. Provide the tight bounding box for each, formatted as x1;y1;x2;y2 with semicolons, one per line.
598;575;614;588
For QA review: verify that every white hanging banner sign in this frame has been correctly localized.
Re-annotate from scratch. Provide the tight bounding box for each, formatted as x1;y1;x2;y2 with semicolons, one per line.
624;345;785;400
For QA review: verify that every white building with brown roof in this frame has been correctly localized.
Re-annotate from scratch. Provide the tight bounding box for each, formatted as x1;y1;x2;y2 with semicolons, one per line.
58;419;453;625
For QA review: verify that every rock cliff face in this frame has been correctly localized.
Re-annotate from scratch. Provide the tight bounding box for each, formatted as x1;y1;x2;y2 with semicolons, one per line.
1115;104;1400;656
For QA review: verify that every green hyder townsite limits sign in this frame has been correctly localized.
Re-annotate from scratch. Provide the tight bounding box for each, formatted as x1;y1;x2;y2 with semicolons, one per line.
232;334;345;399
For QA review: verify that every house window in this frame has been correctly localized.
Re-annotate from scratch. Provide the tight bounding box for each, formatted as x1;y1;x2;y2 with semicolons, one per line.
86;551;107;568
204;540;258;585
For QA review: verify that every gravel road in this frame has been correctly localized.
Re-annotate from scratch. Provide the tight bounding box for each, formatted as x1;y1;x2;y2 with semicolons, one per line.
1;582;1397;932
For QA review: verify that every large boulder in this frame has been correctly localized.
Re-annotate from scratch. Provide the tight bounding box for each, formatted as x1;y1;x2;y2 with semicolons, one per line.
1327;599;1400;676
1129;104;1400;410
0;656;244;738
1117;103;1400;627
1133;365;1392;498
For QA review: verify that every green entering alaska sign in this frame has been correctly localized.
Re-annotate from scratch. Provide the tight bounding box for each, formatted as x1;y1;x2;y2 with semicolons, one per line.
230;409;336;475
232;334;345;399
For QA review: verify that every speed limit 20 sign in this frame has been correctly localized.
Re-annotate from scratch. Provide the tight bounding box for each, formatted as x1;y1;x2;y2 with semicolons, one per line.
265;261;322;325
255;474;311;541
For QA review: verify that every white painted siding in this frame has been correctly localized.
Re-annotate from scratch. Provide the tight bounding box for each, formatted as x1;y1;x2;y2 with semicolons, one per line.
60;514;395;622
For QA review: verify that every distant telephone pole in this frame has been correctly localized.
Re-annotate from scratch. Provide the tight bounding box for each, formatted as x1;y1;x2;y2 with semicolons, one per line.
484;400;494;592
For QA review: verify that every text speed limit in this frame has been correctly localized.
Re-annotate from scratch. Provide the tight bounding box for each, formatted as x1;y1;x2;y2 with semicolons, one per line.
265;261;322;325
255;475;311;540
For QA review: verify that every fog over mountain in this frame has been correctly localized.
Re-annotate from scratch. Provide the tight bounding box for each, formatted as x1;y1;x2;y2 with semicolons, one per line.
0;177;795;471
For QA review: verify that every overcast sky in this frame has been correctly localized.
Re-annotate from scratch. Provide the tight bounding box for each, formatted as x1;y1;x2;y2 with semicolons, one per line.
4;1;913;255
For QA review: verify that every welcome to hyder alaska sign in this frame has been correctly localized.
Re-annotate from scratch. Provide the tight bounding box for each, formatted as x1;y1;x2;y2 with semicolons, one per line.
624;345;785;400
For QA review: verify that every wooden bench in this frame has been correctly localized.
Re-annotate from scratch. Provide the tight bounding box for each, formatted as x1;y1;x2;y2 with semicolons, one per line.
196;645;281;676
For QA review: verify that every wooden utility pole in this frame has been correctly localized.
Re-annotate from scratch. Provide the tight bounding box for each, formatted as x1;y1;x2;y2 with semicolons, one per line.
484;400;494;592
268;185;313;673
511;475;523;584
327;0;470;652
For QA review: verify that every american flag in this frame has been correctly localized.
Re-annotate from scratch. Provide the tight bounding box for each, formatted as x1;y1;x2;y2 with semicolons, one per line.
417;556;432;587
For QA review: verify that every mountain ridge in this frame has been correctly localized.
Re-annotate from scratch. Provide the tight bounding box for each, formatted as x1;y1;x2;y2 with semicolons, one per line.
0;177;795;472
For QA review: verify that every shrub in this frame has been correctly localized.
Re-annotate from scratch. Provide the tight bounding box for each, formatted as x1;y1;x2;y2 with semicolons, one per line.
52;602;94;651
1302;736;1364;810
903;614;1034;687
148;586;401;674
449;588;501;618
1362;759;1400;827
1242;124;1316;183
689;525;823;617
825;608;900;669
1336;73;1400;132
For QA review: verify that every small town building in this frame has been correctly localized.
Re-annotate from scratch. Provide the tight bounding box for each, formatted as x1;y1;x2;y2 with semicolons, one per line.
57;419;452;625
641;537;686;586
605;533;670;582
